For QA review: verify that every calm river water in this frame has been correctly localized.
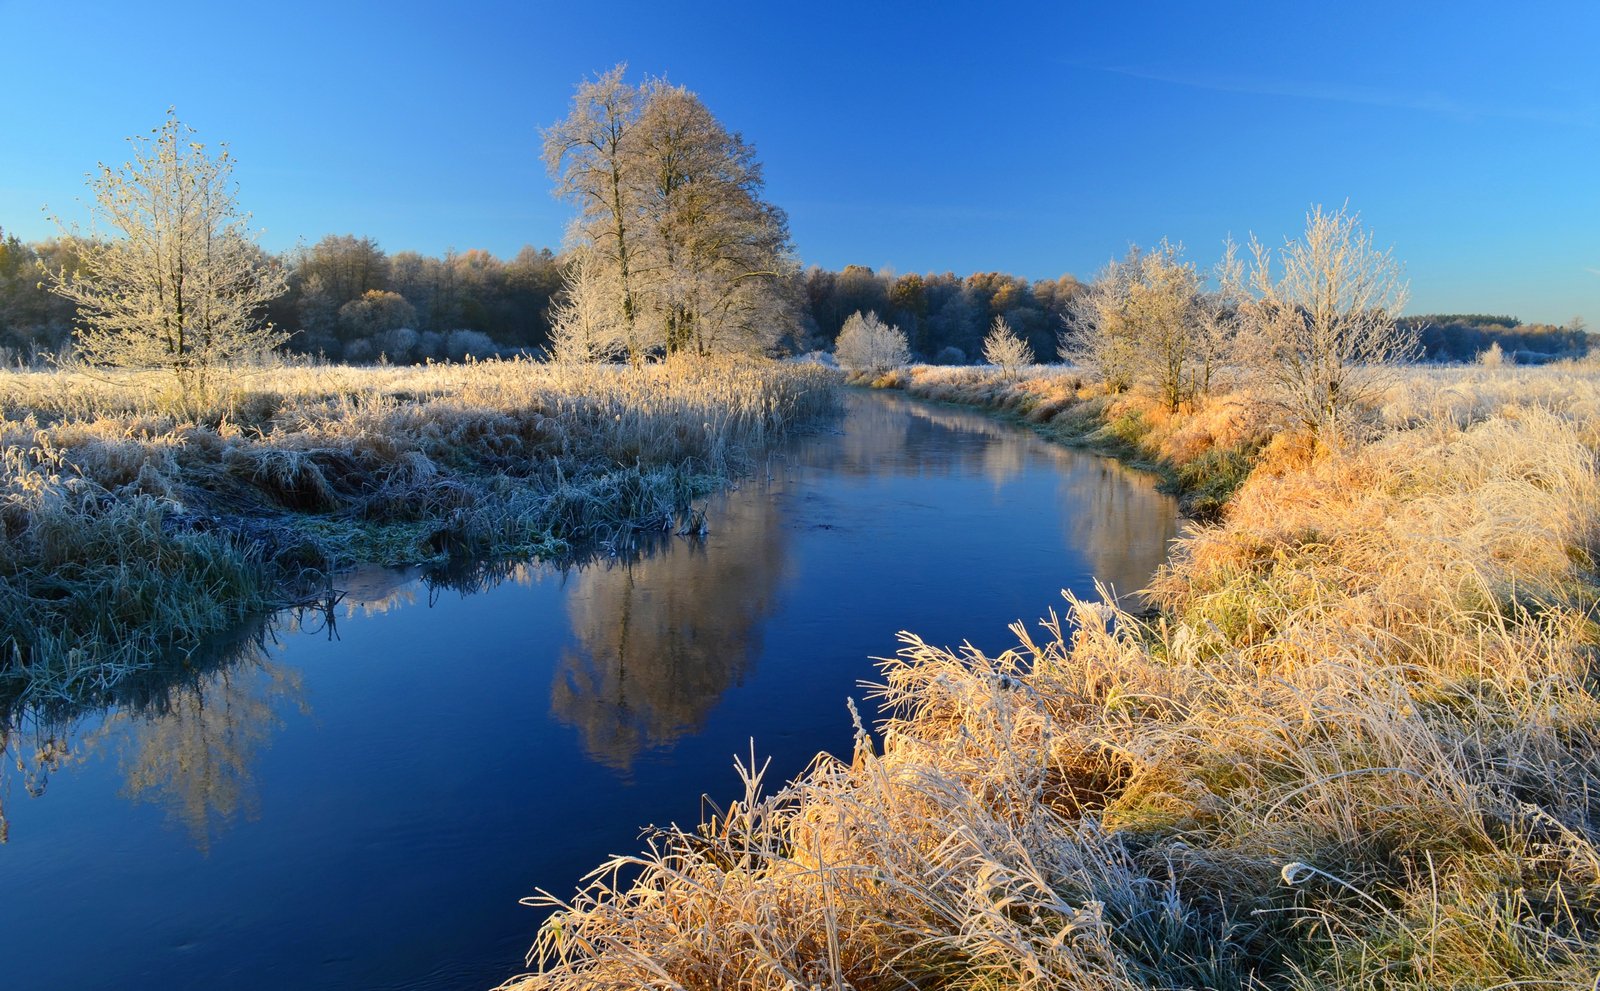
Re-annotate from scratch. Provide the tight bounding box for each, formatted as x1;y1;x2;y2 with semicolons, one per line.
0;390;1177;990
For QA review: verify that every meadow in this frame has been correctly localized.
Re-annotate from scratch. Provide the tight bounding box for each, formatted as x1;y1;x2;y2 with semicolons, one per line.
508;361;1600;990
0;358;839;707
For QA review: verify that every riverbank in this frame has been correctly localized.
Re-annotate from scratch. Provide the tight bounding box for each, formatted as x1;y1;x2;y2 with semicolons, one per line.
511;362;1600;990
0;358;839;706
864;364;1273;518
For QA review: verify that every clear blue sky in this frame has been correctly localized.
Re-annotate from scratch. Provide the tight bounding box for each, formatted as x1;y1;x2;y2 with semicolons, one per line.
2;0;1595;325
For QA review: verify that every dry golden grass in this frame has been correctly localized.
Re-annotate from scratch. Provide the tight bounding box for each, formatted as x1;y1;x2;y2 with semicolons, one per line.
884;364;1275;517
505;363;1600;991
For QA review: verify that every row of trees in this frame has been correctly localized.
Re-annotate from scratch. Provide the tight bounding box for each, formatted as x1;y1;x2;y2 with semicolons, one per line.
801;266;1082;365
1060;206;1421;436
276;235;566;361
830;206;1432;435
1402;313;1590;362
0;227;567;366
3;101;1585;413
2;224;1092;369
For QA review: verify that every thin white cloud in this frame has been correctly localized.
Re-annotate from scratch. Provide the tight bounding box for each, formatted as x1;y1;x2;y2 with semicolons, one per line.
1093;65;1595;128
1586;267;1600;278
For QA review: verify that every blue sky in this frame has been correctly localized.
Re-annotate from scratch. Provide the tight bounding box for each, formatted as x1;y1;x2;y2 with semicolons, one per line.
2;0;1595;324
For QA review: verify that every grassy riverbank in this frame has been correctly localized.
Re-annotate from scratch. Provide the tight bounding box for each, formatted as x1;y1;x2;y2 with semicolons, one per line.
0;358;839;704
864;365;1272;518
510;362;1600;990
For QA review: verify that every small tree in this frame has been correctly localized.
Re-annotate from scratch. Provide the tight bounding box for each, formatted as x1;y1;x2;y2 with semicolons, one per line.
547;251;623;363
46;110;287;407
1192;240;1246;397
834;310;909;374
1061;243;1202;405
1126;240;1203;411
338;290;415;342
981;315;1032;380
1233;205;1415;437
1059;254;1139;392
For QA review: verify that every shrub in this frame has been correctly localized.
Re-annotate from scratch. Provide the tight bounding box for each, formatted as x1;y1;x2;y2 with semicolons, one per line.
833;311;910;375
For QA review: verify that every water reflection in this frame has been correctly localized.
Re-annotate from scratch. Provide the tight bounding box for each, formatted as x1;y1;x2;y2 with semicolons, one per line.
0;390;1177;847
0;389;1182;991
890;396;1175;599
551;484;790;771
1;621;303;848
96;640;307;852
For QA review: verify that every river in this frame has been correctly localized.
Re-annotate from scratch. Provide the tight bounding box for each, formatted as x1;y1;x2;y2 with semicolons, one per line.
0;389;1177;990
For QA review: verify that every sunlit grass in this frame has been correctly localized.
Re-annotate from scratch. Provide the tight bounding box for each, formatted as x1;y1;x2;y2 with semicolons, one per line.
505;361;1600;990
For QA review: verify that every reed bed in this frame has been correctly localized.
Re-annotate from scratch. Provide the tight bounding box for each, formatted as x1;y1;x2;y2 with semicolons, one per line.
505;363;1600;990
0;357;839;701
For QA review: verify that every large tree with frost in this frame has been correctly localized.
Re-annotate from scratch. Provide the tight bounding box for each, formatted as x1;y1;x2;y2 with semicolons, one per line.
47;110;287;407
544;66;794;362
543;66;647;364
630;80;794;358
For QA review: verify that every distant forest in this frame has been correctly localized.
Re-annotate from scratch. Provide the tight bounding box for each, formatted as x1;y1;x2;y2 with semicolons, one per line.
0;227;1589;365
1399;313;1591;363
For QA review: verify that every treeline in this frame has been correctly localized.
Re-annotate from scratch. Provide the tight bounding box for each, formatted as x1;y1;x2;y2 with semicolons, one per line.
270;236;565;361
798;266;1082;364
0;227;565;363
2;224;1088;366
1403;313;1592;362
6;223;1589;369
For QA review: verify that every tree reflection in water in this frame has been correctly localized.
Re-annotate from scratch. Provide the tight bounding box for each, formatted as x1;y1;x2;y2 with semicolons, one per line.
550;481;789;772
0;613;316;849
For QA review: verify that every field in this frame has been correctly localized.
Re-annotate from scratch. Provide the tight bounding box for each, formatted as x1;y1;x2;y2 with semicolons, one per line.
0;358;840;707
507;362;1600;990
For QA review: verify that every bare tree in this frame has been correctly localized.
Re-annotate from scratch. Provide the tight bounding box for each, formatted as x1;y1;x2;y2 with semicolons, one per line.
543;66;647;364
46;110;288;407
1192;239;1246;397
1127;240;1203;411
834;310;910;374
1233;205;1414;437
981;315;1033;380
547;250;623;363
1061;243;1199;406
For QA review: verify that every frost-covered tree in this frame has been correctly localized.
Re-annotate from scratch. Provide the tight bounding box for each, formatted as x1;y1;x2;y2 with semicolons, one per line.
631;81;794;358
1061;241;1205;410
1192;240;1246;397
543;66;647;364
547;250;623;363
834;310;909;374
1059;250;1143;394
1232;205;1415;437
1126;240;1204;411
46;110;287;406
337;290;415;341
545;66;796;363
981;315;1033;380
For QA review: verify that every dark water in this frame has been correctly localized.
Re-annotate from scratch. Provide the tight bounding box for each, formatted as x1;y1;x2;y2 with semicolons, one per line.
0;390;1177;991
